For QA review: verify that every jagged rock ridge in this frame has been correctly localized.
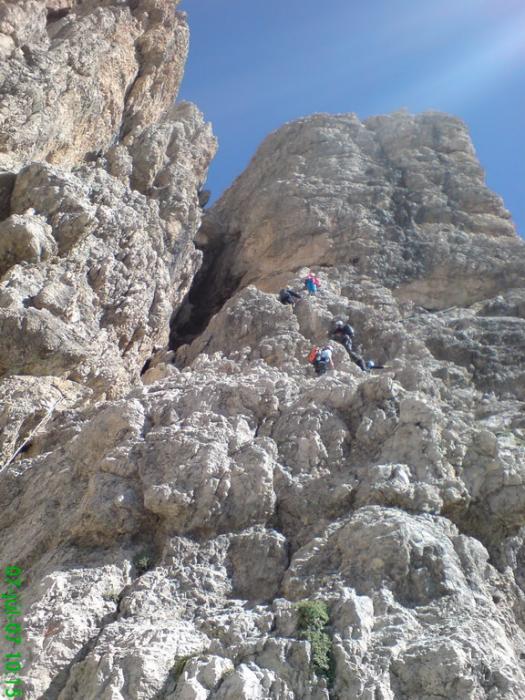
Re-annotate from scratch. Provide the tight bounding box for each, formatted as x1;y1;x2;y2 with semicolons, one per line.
1;3;525;699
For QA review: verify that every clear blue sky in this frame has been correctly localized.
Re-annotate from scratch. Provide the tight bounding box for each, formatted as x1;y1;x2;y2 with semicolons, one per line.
178;0;524;236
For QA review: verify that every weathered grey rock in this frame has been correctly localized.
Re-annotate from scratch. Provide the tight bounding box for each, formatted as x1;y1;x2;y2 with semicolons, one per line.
0;0;189;168
0;374;89;466
0;151;213;396
3;269;525;697
199;111;523;308
1;4;525;697
0;0;216;415
0;210;56;274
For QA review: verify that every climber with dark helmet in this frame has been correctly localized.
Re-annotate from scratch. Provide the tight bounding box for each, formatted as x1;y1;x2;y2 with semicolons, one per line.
366;359;385;371
332;320;354;348
304;271;321;295
314;344;334;376
279;287;302;305
331;319;367;371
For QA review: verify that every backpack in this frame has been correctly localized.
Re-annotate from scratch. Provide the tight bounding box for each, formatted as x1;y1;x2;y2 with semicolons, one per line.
307;346;319;363
319;348;331;362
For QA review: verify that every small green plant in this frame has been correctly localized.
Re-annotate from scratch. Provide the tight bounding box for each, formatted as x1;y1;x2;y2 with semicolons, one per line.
303;628;333;680
297;599;330;630
296;600;335;685
172;655;194;681
102;587;120;604
133;550;153;575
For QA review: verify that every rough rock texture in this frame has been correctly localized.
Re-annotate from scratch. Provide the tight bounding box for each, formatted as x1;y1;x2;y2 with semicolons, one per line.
2;6;525;699
0;0;189;167
0;0;217;464
198;111;522;306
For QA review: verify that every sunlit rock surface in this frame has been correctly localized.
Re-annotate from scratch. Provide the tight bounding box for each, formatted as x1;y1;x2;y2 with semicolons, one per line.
0;0;216;467
1;4;525;699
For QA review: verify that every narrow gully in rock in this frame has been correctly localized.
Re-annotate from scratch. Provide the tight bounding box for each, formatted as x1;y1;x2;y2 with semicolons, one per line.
169;230;242;351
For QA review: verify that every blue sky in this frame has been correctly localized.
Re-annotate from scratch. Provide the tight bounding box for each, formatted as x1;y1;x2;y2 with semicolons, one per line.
178;0;524;236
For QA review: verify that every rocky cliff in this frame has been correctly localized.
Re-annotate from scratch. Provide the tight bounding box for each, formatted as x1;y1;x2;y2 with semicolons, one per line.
1;3;525;700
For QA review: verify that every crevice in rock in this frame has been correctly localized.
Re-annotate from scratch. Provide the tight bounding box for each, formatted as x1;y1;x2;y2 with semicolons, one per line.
0;172;15;222
46;8;70;24
140;357;152;376
152;672;178;700
18;440;32;455
40;609;118;699
442;500;523;580
118;38;145;143
169;230;242;351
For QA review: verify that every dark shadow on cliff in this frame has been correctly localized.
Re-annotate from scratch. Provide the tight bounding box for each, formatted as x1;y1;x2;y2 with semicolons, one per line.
169;230;242;351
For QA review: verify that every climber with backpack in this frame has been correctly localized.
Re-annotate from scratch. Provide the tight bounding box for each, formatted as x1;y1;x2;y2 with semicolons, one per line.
308;344;334;376
304;271;321;295
331;319;367;371
279;287;302;305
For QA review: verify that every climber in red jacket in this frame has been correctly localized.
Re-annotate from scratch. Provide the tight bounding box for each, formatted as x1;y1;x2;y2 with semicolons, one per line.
304;271;321;294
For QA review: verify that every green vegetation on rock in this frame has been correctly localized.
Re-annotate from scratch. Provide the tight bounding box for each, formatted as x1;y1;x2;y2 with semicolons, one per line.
133;551;153;575
296;600;335;685
173;655;193;681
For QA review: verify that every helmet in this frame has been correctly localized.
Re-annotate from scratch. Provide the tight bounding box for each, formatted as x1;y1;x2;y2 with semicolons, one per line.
335;320;343;328
366;360;375;369
324;344;333;350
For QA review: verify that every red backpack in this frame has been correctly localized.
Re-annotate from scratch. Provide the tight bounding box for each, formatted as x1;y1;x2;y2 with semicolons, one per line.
307;346;319;363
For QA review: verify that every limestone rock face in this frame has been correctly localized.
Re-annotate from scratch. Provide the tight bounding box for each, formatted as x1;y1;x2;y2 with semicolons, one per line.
200;112;523;308
0;0;189;168
0;0;217;465
2;6;525;699
5;264;525;699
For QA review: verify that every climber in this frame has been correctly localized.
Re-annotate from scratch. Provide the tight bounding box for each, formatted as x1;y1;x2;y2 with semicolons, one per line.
332;320;354;351
331;319;367;371
366;360;385;371
279;287;302;305
304;271;321;295
313;344;334;376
